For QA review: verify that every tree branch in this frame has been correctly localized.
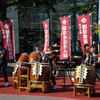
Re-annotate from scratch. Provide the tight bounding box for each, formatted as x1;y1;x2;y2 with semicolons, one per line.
6;1;19;7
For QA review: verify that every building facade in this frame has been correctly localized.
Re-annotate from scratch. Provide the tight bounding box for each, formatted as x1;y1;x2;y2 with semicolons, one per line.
4;0;98;56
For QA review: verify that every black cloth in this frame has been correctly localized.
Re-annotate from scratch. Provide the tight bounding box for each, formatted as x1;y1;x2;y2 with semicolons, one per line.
95;63;100;81
48;52;56;86
51;69;56;86
86;52;98;66
0;63;8;82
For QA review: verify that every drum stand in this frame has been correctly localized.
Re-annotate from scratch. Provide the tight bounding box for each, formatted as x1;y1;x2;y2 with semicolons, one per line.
63;61;74;86
28;81;52;93
18;67;29;91
73;85;95;98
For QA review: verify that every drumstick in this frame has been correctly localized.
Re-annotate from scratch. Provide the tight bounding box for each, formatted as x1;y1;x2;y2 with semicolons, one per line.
37;49;44;56
59;47;66;51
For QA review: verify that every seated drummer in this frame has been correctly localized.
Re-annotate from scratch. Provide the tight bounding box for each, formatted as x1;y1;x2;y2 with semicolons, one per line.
34;44;43;62
82;44;90;64
42;46;59;89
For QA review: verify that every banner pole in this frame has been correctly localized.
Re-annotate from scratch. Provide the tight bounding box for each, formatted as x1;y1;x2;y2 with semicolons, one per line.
11;20;16;62
89;14;92;46
98;0;100;53
69;15;71;59
69;15;72;65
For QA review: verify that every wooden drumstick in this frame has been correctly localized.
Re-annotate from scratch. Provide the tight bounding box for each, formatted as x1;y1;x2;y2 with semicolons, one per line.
59;47;66;51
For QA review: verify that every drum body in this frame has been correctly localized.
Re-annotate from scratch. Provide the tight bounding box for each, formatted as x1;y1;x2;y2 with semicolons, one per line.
14;53;29;77
28;52;38;63
30;63;51;82
74;65;96;86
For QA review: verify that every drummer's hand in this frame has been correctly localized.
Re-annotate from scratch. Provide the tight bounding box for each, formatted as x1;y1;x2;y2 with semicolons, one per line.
55;50;59;52
92;64;95;68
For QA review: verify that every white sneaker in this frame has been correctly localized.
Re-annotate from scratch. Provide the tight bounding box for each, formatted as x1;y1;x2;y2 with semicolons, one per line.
5;82;8;87
53;85;57;89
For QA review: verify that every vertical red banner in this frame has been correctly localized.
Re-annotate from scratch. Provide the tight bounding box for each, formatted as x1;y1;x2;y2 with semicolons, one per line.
78;14;91;53
42;20;49;52
0;21;15;61
60;17;71;60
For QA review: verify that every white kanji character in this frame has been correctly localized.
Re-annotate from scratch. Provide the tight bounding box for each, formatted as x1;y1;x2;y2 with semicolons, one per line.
63;31;67;35
62;26;67;31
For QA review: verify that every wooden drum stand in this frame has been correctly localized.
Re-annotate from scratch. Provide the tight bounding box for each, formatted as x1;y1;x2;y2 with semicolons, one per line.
73;65;96;97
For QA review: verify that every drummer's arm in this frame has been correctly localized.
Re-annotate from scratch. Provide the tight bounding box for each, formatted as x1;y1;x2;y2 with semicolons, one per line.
44;50;59;55
44;51;52;55
0;53;5;59
84;54;89;64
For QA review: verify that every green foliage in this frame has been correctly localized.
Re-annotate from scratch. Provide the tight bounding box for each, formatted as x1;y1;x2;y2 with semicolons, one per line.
0;0;62;20
0;0;98;20
67;0;97;14
93;24;100;34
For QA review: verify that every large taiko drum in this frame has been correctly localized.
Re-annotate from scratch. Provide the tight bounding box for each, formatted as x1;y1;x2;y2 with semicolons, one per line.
17;53;28;62
74;64;96;87
28;52;38;63
30;62;51;82
13;53;29;77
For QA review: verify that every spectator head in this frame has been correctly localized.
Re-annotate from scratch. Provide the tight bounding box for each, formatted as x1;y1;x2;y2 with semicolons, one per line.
84;44;89;51
90;44;96;53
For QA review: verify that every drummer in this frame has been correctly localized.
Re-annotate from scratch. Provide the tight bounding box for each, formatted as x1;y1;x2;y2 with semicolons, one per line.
84;44;100;80
82;44;90;64
43;46;59;89
84;44;97;66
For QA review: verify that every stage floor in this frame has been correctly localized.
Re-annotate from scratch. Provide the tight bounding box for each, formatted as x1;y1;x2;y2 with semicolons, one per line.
0;76;100;100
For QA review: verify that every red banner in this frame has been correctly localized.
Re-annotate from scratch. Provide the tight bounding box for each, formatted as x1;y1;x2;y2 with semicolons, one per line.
42;20;49;52
78;14;91;52
60;17;71;60
0;21;15;61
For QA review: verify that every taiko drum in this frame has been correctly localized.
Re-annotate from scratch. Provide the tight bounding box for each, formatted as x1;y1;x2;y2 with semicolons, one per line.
14;53;29;77
30;63;51;82
74;65;96;86
28;52;38;63
17;53;28;62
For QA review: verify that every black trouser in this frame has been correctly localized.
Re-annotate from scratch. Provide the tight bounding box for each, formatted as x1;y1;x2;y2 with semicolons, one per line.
0;63;8;82
95;63;100;80
51;69;56;86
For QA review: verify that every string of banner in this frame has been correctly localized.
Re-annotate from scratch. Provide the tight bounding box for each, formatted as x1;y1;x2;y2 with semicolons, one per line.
0;14;92;61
